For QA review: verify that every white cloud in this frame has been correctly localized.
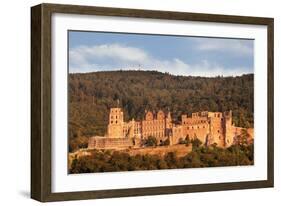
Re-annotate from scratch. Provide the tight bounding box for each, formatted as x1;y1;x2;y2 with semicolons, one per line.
69;44;149;66
195;38;253;56
69;43;251;77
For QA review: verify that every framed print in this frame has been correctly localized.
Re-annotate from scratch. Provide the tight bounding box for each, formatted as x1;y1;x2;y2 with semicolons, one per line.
31;3;274;202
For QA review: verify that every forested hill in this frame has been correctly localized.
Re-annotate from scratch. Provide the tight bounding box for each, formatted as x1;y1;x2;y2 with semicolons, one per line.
69;70;254;139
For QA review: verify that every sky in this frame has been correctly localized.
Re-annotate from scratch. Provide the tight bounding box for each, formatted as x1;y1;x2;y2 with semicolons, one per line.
68;31;254;77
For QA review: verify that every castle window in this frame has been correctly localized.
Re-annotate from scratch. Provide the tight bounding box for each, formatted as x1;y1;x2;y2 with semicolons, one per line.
198;126;199;129
217;130;220;133
116;121;118;124
111;121;113;124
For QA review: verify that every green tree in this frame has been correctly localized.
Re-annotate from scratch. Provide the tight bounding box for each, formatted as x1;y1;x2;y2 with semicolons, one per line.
145;136;158;147
178;137;186;144
185;136;191;146
191;137;202;150
162;138;170;146
69;142;254;173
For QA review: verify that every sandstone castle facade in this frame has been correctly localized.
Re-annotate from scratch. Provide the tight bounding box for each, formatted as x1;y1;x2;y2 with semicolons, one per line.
88;108;253;149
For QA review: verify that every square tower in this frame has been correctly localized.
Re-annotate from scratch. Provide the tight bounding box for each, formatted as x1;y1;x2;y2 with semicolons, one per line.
224;110;234;147
107;108;124;138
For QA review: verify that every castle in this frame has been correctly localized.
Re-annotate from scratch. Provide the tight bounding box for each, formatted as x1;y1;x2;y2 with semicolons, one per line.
88;108;253;150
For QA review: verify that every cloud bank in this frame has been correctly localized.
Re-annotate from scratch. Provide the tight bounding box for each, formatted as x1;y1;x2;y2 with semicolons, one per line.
69;43;252;77
195;38;253;56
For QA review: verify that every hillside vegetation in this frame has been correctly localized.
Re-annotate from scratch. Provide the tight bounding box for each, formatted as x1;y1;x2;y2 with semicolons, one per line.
69;70;254;142
70;142;254;173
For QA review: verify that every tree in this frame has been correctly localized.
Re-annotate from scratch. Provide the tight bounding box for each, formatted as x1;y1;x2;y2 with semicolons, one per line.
185;136;191;146
69;142;254;173
69;136;88;152
178;137;185;144
145;136;158;147
236;129;250;147
191;137;202;150
162;138;170;146
164;152;178;168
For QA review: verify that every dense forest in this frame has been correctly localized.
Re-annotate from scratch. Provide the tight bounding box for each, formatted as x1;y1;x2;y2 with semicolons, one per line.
69;70;254;143
70;140;254;173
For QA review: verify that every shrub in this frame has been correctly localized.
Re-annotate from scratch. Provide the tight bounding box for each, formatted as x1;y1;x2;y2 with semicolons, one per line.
185;136;191;146
145;136;158;147
191;138;202;150
162;138;170;146
178;137;186;144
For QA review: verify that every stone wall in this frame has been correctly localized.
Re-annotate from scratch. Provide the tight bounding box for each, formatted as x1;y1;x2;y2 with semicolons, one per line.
88;136;135;149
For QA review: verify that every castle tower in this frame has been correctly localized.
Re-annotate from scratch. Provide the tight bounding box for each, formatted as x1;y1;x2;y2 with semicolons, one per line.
107;108;124;138
128;118;135;138
165;111;172;136
224;110;233;147
207;117;215;145
166;112;172;126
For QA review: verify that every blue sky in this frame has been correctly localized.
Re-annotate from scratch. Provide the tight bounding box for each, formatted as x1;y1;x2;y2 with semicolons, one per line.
68;31;254;77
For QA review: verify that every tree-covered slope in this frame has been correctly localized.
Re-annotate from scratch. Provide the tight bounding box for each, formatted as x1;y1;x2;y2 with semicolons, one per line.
69;70;254;139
